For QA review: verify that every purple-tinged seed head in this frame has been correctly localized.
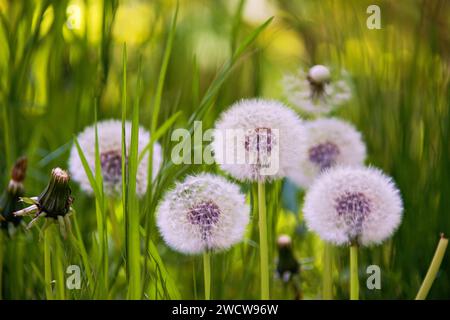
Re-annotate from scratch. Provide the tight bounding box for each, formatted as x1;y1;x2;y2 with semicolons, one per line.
308;141;340;170
100;150;123;184
188;201;221;241
334;192;371;241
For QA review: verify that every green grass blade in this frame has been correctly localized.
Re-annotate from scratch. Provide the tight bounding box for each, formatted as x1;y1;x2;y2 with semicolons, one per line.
138;111;181;164
150;1;179;134
122;44;142;299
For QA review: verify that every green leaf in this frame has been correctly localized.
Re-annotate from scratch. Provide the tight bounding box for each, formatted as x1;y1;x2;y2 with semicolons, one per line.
138;111;182;164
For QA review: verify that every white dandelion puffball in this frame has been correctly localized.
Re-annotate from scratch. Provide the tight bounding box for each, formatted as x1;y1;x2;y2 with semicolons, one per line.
288;118;366;188
282;65;352;115
69;119;162;197
303;166;403;246
157;174;250;254
212;98;305;182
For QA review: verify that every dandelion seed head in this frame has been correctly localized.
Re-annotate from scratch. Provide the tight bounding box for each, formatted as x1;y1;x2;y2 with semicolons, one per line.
69;120;162;197
100;150;123;185
303;166;403;246
212;99;305;182
157;173;250;254
288;118;366;188
282;67;352;115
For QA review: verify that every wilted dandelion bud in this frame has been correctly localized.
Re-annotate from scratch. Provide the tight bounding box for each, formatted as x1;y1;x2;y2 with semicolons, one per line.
14;168;74;239
303;166;403;246
157;174;250;254
69;120;162;197
212;99;305;182
288;118;366;188
282;65;352;115
0;157;27;232
276;234;300;283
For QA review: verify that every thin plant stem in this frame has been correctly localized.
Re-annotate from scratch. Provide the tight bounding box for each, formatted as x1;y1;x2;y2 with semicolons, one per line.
258;182;269;300
192;260;198;300
415;234;448;300
44;227;53;300
322;242;333;300
203;251;211;300
54;234;65;300
108;199;122;248
350;244;359;300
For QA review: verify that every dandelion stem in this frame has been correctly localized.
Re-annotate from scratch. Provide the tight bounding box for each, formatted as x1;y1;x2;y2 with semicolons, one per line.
415;234;448;300
350;244;359;300
323;242;333;299
44;227;53;300
258;182;270;299
203;251;211;300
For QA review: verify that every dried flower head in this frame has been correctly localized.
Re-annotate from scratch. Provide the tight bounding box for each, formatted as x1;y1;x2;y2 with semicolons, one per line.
303;166;403;246
282;65;352;115
0;157;27;233
212;99;305;182
69;119;162;197
14;168;74;239
157;174;250;254
288;118;366;188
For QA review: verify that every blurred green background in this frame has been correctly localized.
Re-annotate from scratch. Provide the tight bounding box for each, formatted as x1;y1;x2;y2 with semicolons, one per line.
0;0;449;299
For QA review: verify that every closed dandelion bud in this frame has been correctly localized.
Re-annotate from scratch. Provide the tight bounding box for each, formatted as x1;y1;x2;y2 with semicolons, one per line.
14;168;75;239
0;157;27;231
276;235;299;283
38;168;73;219
157;174;250;254
303;166;403;246
288;118;366;188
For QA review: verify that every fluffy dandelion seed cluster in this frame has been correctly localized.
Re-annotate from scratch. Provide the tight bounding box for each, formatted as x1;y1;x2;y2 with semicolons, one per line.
69;120;162;197
303;166;403;246
288;118;366;188
282;65;351;115
212;99;305;182
157;173;250;254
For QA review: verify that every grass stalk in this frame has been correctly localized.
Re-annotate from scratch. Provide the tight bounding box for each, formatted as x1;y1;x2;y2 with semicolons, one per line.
350;244;359;300
258;182;269;300
203;251;211;300
125;44;142;299
415;234;448;300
